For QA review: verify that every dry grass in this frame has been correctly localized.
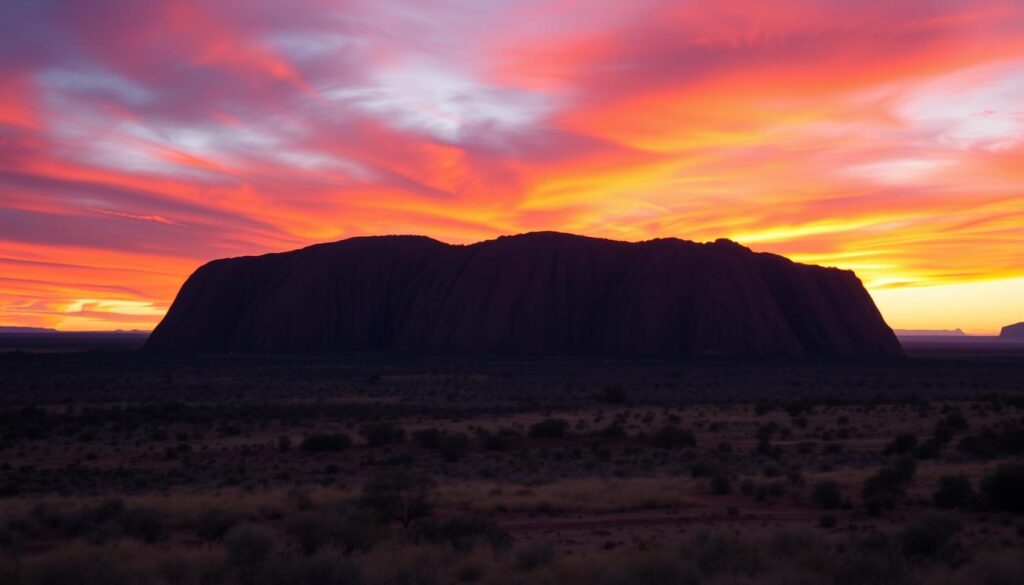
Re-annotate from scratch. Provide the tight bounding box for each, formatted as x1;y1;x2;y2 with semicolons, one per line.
440;477;697;515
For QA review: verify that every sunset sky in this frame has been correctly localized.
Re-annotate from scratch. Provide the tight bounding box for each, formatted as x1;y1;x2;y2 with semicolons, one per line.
1;0;1023;333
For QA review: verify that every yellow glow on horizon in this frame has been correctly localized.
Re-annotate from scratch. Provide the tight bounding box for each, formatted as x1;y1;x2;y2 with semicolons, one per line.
871;276;1024;335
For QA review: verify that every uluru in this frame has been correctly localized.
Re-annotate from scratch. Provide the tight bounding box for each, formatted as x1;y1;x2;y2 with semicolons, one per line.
1001;322;1024;339
145;232;901;358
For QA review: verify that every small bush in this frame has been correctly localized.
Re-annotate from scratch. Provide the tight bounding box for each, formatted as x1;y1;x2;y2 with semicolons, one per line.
528;419;570;440
439;432;470;462
648;425;696;449
478;428;520;451
515;541;555;571
359;423;405;447
300;433;351;453
414;518;512;553
26;548;135;585
819;514;837;528
980;463;1024;514
333;512;380;554
692;534;764;578
598;423;627;439
256;553;361;585
196;507;240;541
412;428;443;449
883;433;918;455
900;514;961;558
287;512;340;555
933;474;976;509
863;458;916;514
913;438;942;459
360;472;435;528
225;523;277;566
120;507;167;544
710;474;732;495
811;480;843;510
834;536;906;585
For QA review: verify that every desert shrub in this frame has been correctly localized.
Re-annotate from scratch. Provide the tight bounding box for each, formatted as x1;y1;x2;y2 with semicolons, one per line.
811;480;843;510
359;422;405;447
980;463;1024;514
287;512;340;555
59;499;125;541
360;472;435;528
863;458;916;514
119;507;167;543
300;433;351;453
933;474;977;509
957;426;1024;458
26;548;135;585
439;432;470;462
528;419;570;439
196;507;240;542
834;535;906;585
884;433;918;455
754;481;787;502
900;514;961;558
225;523;277;566
515;541;555;571
690;460;721;478
598;554;699;585
278;435;291;452
0;555;20;584
691;534;764;578
478;427;520;451
255;553;361;585
710;474;732;495
414;518;512;553
412;428;443;449
933;423;955;443
596;423;626;440
797;441;817;454
647;425;696;449
942;413;969;432
913;438;942;459
332;512;380;554
823;442;844;454
820;514;837;528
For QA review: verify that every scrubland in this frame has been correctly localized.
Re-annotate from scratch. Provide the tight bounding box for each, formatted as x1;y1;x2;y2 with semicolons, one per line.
1;350;1022;584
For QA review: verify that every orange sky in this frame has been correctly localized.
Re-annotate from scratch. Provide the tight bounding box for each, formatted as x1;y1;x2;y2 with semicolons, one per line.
1;0;1023;333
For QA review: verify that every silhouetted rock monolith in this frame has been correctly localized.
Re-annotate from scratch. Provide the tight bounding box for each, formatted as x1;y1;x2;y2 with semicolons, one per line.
146;232;903;357
1001;322;1024;339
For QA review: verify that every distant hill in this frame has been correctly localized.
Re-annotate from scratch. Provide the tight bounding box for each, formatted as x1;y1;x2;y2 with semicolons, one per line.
895;329;966;337
147;232;902;358
0;329;149;351
0;326;59;334
1001;322;1024;339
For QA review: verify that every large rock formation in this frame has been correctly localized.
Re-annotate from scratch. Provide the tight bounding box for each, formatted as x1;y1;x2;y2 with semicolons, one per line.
146;232;902;357
1000;322;1024;339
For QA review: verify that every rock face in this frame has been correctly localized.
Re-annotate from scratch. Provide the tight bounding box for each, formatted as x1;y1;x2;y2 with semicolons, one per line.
146;232;903;357
1001;322;1024;339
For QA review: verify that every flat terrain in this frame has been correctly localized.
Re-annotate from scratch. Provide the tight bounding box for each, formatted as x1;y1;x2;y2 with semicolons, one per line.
1;347;1022;584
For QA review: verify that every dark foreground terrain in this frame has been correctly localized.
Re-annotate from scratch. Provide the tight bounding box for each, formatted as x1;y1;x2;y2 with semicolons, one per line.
1;347;1023;584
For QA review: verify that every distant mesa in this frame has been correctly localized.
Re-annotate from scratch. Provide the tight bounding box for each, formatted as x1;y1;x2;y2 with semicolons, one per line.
146;232;903;358
1001;322;1024;339
0;326;59;334
895;329;966;337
